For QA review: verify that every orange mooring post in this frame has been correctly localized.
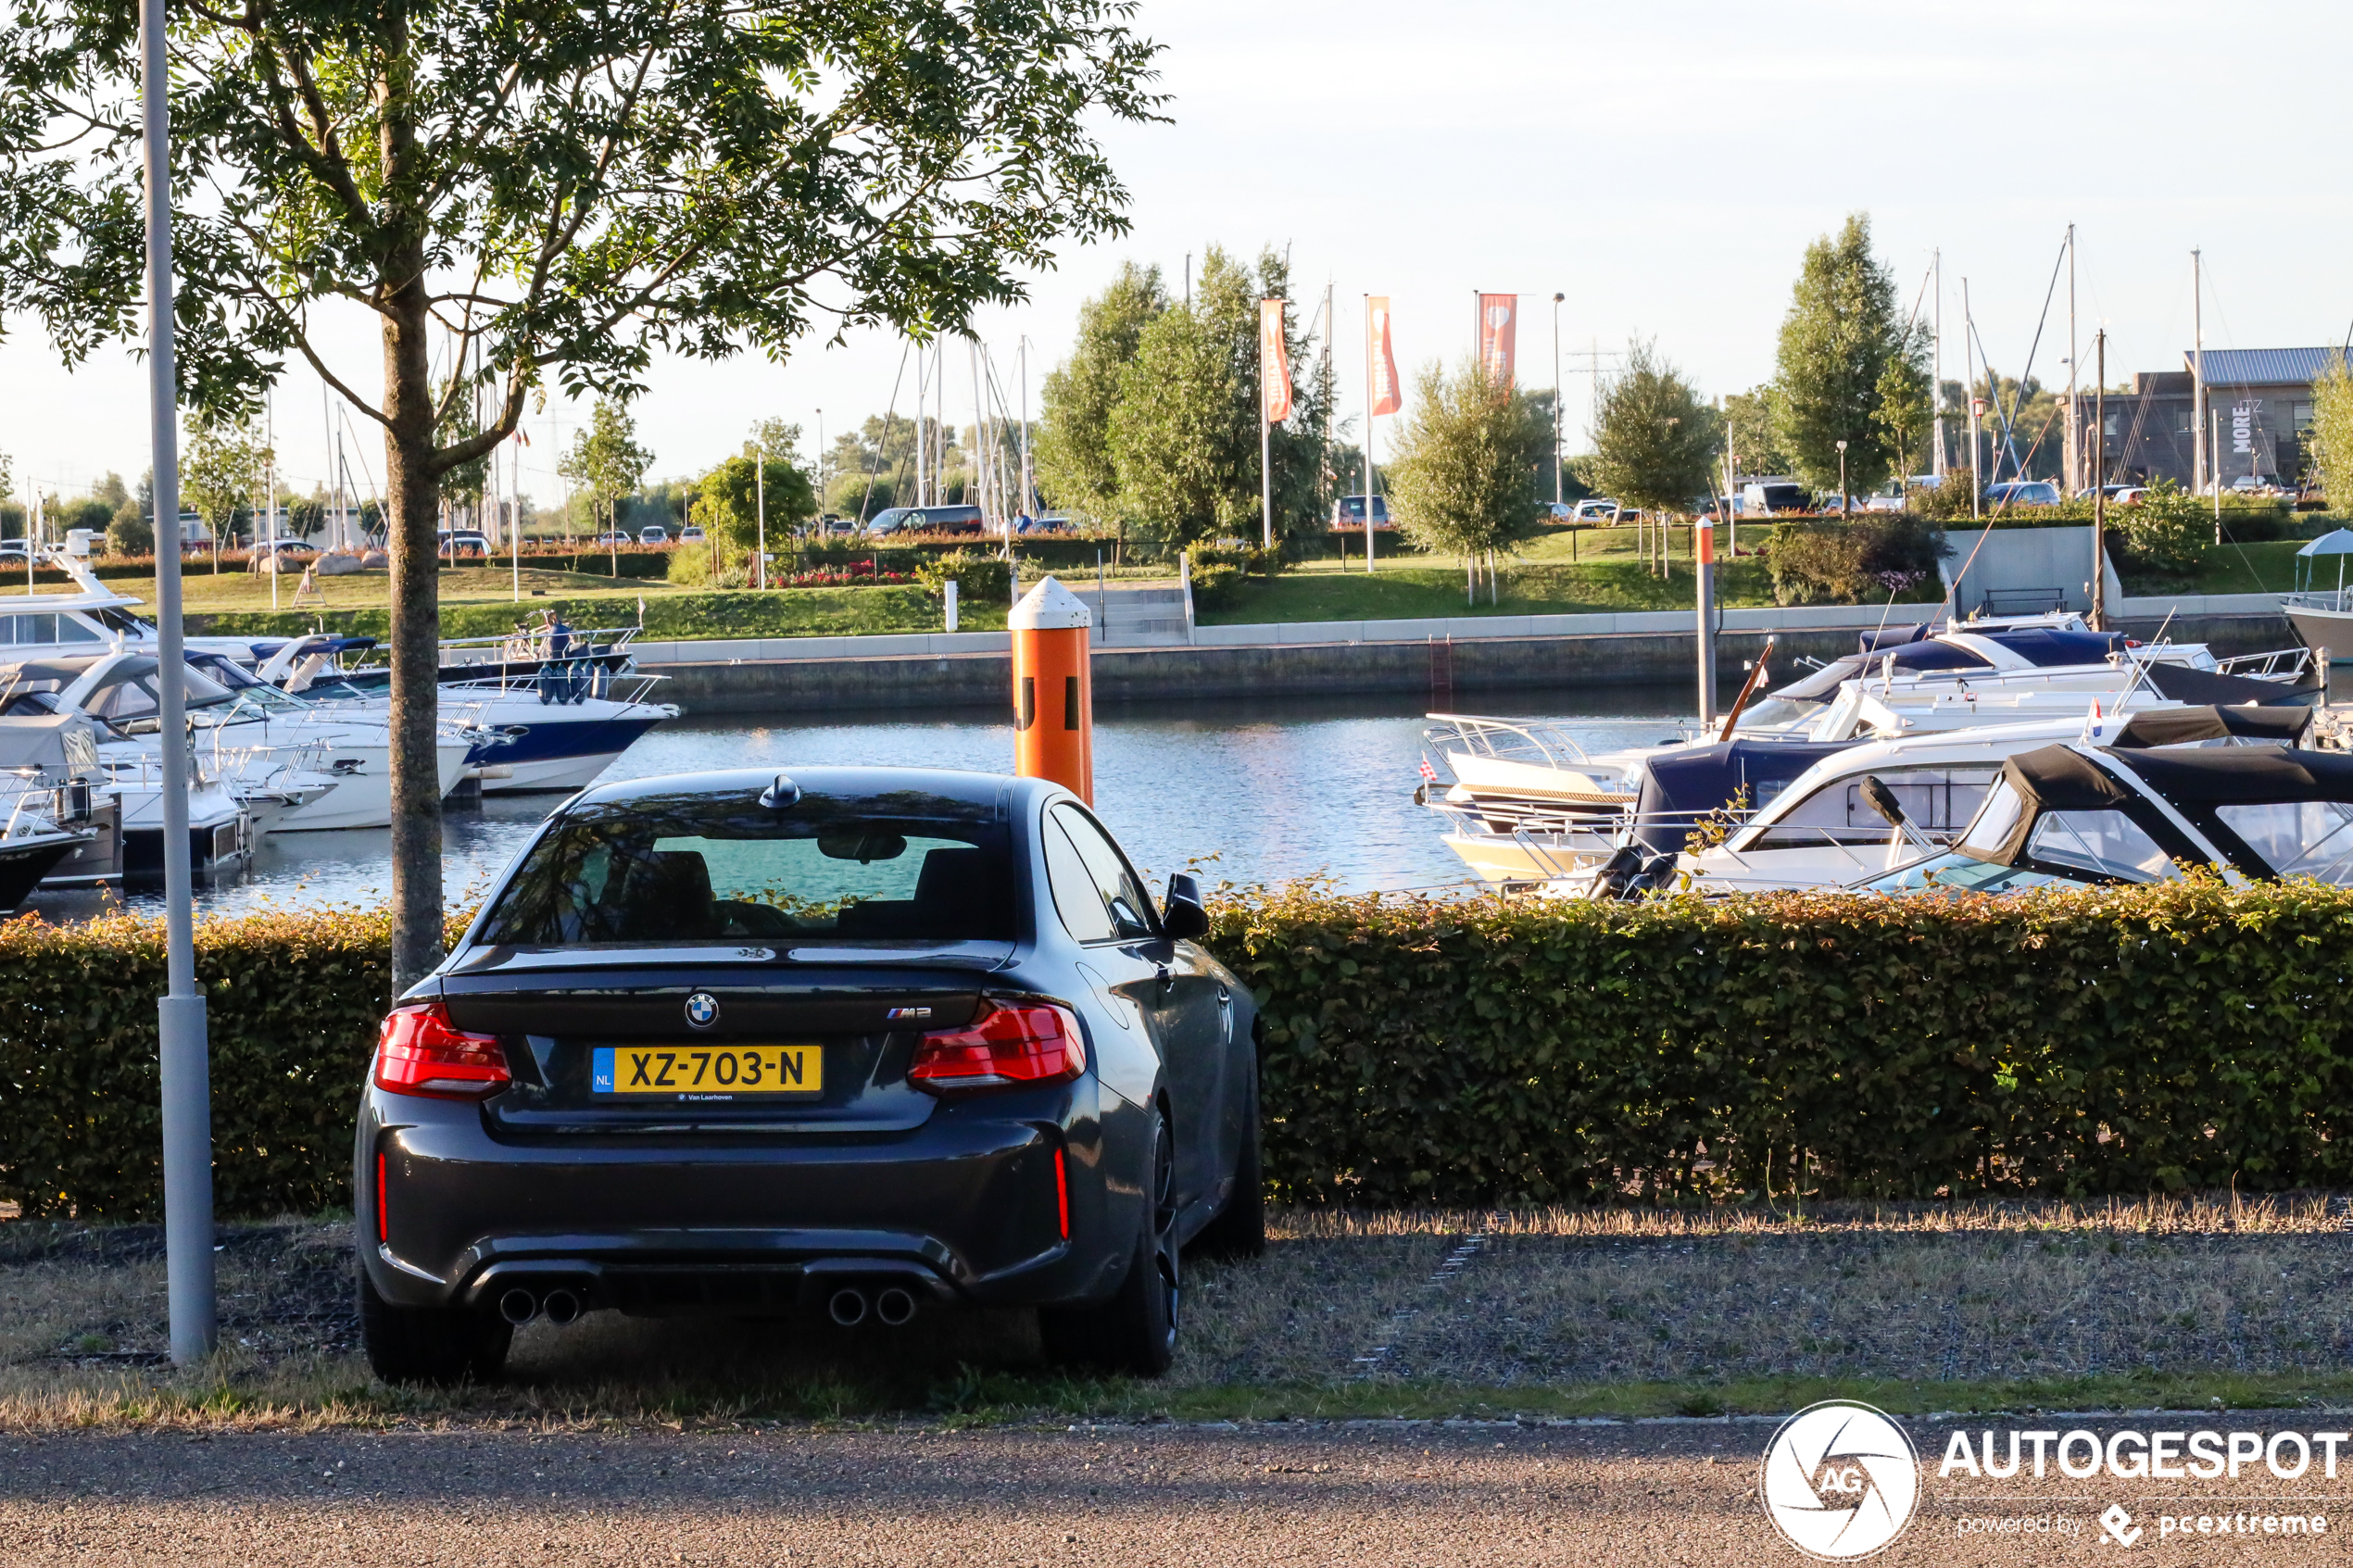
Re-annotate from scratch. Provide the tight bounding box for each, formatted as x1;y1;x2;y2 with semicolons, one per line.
1011;575;1093;803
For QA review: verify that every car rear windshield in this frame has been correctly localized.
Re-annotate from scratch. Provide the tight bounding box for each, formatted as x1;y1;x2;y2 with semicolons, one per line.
476;788;1017;947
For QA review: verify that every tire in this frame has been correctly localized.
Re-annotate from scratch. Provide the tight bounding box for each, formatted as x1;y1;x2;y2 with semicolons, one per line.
358;1266;512;1386
1040;1110;1178;1377
1190;1070;1265;1260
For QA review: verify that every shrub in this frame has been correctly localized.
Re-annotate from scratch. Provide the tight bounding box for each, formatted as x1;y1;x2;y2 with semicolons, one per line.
2112;478;2209;576
107;503;154;557
912;550;1012;605
1762;512;1947;605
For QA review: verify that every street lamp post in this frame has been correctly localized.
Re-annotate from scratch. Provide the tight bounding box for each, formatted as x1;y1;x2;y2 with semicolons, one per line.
141;0;215;1364
1836;440;1849;517
1551;293;1565;508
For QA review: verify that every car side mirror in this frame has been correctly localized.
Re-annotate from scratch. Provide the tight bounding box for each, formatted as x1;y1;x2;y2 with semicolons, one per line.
1161;872;1210;941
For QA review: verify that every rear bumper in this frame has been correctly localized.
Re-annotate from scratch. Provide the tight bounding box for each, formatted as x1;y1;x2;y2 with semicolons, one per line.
356;1078;1147;1315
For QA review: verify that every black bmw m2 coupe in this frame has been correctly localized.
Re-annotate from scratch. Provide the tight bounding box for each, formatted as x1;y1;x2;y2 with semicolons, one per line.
355;767;1263;1382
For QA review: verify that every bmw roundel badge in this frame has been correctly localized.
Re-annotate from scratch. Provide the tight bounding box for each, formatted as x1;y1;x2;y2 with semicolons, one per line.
684;992;721;1029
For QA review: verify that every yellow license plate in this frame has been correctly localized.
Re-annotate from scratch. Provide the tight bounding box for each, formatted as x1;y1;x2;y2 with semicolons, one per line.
592;1044;822;1098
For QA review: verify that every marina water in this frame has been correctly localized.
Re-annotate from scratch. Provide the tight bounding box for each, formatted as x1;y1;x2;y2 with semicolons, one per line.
69;684;1692;922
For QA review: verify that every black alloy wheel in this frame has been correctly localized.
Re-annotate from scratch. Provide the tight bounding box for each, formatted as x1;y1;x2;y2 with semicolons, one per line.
1041;1109;1179;1376
358;1267;512;1386
1189;1065;1265;1260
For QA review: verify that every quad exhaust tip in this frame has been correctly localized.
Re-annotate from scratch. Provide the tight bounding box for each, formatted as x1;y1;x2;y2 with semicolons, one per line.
875;1286;917;1327
543;1288;584;1326
827;1287;869;1327
497;1287;539;1326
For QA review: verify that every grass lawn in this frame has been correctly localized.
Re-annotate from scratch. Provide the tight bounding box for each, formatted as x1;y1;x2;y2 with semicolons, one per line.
2120;537;2309;597
1208;525;1784;624
55;565;989;642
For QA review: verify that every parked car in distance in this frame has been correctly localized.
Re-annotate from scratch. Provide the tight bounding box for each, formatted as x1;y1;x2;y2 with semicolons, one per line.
437;530;493;558
636;525;669;546
679;525;706;543
1860;489;1907;513
2072;484;2147;505
355;766;1264;1384
593;530;632;546
1330;495;1394;530
1016;515;1075;534
1740;480;1810;515
1983;480;2062;508
868;505;985;537
0;541;31;563
1569;497;1620;525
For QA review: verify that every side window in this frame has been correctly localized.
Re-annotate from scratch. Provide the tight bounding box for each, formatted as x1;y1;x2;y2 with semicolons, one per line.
2215;801;2353;882
1043;815;1118;943
2027;809;2182;882
1051;804;1156;941
1750;767;1999;851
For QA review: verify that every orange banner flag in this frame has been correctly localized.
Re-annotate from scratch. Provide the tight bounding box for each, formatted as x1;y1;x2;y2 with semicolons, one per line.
1260;298;1293;423
1368;296;1401;417
1478;294;1516;387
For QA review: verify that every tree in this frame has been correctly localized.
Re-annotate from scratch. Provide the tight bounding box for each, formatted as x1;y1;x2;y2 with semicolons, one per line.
0;0;1162;989
559;401;653;542
1872;325;1934;483
1106;245;1331;553
696;455;816;559
1590;340;1722;519
745;419;804;467
1772;213;1906;500
1037;262;1166;522
825;413;959;521
1384;359;1552;598
2308;357;2353;505
1723;385;1793;479
181;414;270;561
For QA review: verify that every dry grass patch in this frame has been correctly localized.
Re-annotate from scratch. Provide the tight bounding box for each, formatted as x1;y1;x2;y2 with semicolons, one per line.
4;1197;2351;1427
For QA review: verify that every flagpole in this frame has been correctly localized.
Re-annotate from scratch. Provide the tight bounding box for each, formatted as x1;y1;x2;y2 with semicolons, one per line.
1260;298;1274;552
1363;295;1375;575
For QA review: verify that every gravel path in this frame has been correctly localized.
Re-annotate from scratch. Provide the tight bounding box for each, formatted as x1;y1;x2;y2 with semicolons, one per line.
5;1418;2347;1565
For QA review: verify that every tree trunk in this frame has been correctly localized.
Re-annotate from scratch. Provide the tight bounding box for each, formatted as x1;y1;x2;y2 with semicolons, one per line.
384;256;444;994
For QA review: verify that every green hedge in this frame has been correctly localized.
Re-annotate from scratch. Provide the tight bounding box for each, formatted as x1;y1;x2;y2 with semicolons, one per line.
10;880;2353;1218
1212;879;2353;1206
0;909;404;1219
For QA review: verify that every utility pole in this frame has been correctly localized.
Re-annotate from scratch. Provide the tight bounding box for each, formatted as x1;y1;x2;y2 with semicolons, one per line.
1363;295;1376;575
2092;330;2108;630
755;458;765;591
2192;248;2207;499
141;0;215;1365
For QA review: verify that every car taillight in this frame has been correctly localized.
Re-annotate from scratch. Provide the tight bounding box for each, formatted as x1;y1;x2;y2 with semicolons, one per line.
908;1001;1086;1094
373;1001;511;1099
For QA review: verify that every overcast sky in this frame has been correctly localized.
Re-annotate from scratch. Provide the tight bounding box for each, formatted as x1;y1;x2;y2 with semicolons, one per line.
1;0;2344;508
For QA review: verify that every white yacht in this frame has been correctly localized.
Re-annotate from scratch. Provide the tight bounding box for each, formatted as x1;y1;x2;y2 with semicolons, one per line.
0;711;120;889
258;636;679;794
1423;613;2317;884
0;651;472;833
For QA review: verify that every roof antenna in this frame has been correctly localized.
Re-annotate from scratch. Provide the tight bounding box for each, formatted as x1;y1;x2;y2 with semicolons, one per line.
759;773;801;809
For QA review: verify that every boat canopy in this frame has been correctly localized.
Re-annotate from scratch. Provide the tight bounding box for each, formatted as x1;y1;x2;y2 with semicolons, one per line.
2296;529;2353;557
1631;740;1856;853
2108;705;2313;748
2111;746;2353;809
2138;662;2318;708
